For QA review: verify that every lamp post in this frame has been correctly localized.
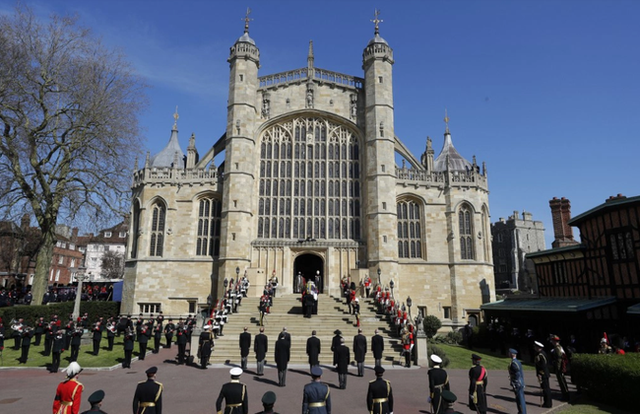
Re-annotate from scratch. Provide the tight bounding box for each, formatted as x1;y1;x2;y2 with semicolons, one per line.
72;267;88;322
224;277;229;291
377;267;381;286
389;279;395;299
407;296;413;320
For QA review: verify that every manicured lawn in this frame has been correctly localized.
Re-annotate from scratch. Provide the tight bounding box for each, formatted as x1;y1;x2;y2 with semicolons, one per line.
433;343;535;370
0;335;150;368
556;399;635;414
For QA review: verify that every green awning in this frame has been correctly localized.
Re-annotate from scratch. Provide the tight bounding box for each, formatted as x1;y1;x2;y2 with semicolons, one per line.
481;296;616;313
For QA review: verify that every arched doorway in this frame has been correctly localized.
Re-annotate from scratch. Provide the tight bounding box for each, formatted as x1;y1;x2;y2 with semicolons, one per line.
293;254;324;293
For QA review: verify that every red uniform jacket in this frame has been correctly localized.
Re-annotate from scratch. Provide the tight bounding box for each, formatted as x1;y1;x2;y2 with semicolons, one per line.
53;378;83;414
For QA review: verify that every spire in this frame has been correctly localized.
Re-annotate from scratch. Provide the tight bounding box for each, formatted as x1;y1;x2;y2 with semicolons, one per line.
149;110;186;168
307;40;314;69
371;9;383;36
444;109;450;134
243;7;252;34
173;106;179;130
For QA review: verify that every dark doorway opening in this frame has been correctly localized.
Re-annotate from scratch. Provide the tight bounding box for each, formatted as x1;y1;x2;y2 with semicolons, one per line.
293;254;323;293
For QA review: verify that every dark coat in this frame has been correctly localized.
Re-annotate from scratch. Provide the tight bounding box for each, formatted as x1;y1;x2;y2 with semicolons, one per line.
336;344;350;374
239;332;251;358
216;381;248;414
133;378;163;414
372;334;384;359
275;337;290;371
254;333;268;361
428;367;450;414
468;364;488;413
306;336;321;366
353;334;367;363
367;377;394;414
331;335;342;365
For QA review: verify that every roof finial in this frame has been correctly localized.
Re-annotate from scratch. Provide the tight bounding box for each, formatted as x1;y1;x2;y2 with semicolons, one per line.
444;109;450;134
243;7;253;34
308;40;314;69
173;106;179;130
371;9;383;35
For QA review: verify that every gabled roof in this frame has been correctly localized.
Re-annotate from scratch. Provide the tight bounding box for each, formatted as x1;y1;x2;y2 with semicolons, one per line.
569;195;640;226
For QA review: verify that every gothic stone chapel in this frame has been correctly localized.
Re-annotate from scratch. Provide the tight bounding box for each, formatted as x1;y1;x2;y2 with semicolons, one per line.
122;13;495;328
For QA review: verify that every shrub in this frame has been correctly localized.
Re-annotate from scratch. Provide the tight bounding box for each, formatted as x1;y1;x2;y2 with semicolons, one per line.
571;353;640;411
428;344;450;367
423;315;442;338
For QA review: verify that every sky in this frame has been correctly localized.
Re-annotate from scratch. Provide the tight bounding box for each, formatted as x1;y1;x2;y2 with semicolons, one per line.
3;0;639;247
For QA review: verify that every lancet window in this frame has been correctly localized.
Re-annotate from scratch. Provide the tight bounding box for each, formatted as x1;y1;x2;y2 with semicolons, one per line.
459;203;475;260
149;202;165;257
397;199;423;258
196;197;221;256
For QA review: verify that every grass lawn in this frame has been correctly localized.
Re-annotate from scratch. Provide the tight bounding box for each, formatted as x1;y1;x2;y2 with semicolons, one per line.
0;335;151;369
556;398;636;414
433;343;535;370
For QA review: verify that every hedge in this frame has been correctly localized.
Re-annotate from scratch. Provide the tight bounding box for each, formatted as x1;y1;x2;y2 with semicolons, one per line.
570;353;640;411
0;301;120;335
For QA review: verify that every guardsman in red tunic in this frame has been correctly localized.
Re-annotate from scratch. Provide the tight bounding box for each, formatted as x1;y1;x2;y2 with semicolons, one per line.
53;361;84;414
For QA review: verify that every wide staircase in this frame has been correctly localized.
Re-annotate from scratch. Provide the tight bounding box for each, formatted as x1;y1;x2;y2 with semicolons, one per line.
206;293;403;366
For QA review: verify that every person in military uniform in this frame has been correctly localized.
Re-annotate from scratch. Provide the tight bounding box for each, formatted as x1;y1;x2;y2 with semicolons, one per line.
34;316;46;346
306;330;321;371
508;348;527;414
198;325;214;369
239;327;251;371
106;321;116;351
216;367;248;414
550;335;570;401
336;337;350;389
137;323;150;360
275;333;290;387
50;330;65;373
133;366;163;414
91;321;103;356
353;328;367;377
176;323;188;365
53;361;84;414
468;353;488;414
18;325;34;363
302;366;331;414
428;354;449;414
366;365;393;414
152;321;162;353
534;341;552;408
122;327;135;369
163;319;175;349
69;325;83;362
441;390;463;414
371;329;384;367
254;327;268;376
255;391;278;414
81;389;107;414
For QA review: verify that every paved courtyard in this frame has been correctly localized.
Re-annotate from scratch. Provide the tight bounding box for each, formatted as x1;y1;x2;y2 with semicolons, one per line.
0;347;575;414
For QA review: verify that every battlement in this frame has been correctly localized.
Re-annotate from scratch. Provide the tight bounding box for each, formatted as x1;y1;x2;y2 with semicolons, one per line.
395;166;488;190
258;67;363;90
132;166;222;189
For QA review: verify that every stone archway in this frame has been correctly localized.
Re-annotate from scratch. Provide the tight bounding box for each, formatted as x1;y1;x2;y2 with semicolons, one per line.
293;253;324;293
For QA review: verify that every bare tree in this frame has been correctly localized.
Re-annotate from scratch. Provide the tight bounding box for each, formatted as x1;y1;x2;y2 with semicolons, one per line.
0;6;147;304
101;249;125;279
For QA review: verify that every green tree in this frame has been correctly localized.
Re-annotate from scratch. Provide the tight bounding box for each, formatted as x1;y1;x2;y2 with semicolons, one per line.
0;6;146;304
423;315;442;339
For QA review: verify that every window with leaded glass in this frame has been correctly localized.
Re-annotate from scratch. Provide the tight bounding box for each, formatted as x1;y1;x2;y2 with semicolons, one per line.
196;197;221;256
258;117;361;240
149;202;165;257
459;204;474;260
397;200;422;258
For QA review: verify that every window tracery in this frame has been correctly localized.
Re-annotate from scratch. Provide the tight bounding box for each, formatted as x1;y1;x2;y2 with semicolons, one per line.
196;197;221;256
397;200;422;258
149;202;166;257
459;204;475;260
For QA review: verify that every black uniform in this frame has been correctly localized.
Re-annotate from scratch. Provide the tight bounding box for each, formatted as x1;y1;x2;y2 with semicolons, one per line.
198;330;214;369
216;380;248;414
123;330;135;369
19;329;34;363
81;407;108;414
336;344;350;389
92;324;103;355
306;335;321;369
353;334;367;377
106;324;116;351
50;332;65;372
34;319;46;346
428;366;450;414
132;378;163;414
535;349;552;408
163;323;175;349
275;336;290;386
239;331;251;370
153;324;162;353
468;364;488;414
302;380;331;414
176;327;188;364
70;328;83;362
371;333;384;367
254;332;268;375
138;325;150;360
366;377;394;414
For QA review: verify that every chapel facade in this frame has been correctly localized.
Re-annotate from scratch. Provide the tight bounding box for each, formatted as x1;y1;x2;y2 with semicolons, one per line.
122;17;495;327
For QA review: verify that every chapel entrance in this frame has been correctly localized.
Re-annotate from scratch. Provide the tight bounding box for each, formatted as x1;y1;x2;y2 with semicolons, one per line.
293;254;324;293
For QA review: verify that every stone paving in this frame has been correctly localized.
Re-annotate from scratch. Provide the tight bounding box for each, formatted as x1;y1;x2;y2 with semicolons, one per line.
0;346;574;414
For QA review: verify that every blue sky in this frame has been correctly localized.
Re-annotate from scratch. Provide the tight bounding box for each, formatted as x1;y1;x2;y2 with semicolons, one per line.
5;0;639;247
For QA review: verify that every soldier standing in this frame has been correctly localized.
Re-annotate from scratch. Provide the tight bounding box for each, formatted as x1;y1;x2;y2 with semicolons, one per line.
70;325;83;362
302;366;331;414
275;333;290;387
138;323;150;360
336;337;350;389
106;321;116;351
366;366;393;414
80;389;107;414
91;322;103;356
371;329;384;367
428;354;449;414
133;366;163;414
550;335;570;401
18;326;34;364
50;330;65;373
508;348;527;414
534;341;552;408
163;319;175;349
239;327;251;371
198;325;214;369
34;316;46;346
468;354;488;414
353;328;367;377
256;391;278;414
254;327;268;376
216;367;248;414
53;361;84;414
152;322;162;354
122;327;135;369
306;330;321;371
330;330;342;367
176;323;188;365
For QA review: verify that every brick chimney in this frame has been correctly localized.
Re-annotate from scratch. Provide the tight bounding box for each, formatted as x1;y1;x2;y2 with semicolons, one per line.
549;197;578;248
